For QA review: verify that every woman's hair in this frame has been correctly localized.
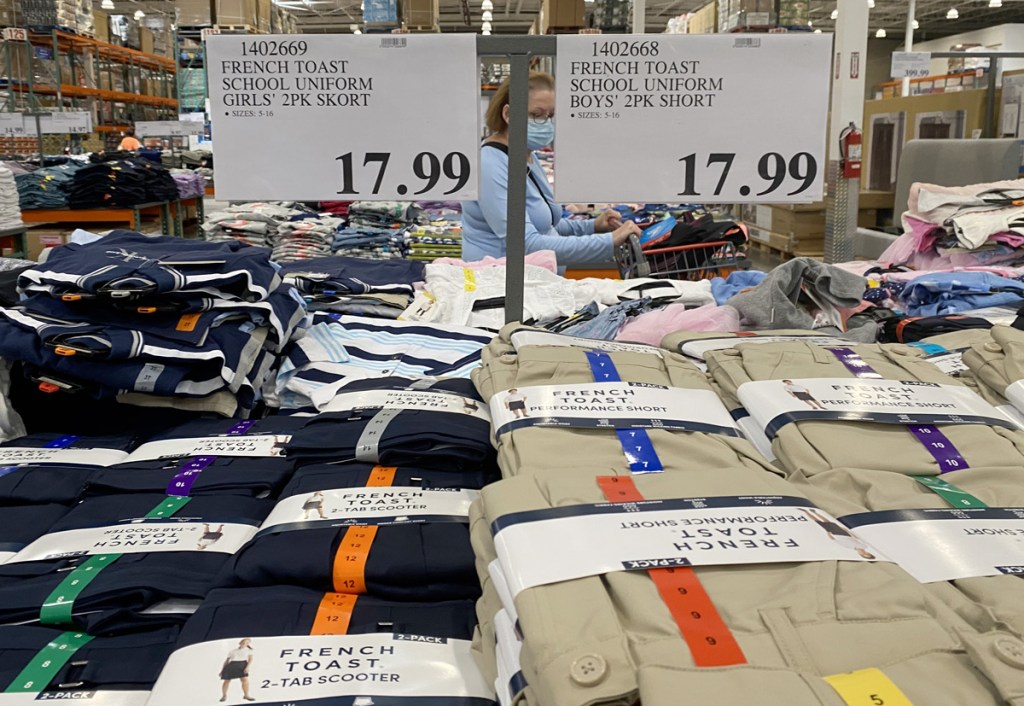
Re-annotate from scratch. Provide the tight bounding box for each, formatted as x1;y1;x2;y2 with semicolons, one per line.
484;71;554;136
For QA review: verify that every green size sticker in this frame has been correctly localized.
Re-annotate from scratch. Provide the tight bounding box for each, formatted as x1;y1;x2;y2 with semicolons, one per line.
914;476;988;509
39;495;193;626
4;631;94;693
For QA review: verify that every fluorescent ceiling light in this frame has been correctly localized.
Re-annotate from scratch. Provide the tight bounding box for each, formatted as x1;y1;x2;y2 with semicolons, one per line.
482;10;492;20
830;9;838;19
989;0;1001;7
101;0;114;9
482;28;491;34
481;20;492;30
134;9;145;19
912;19;919;28
481;0;493;10
867;0;874;7
946;7;958;18
875;27;886;37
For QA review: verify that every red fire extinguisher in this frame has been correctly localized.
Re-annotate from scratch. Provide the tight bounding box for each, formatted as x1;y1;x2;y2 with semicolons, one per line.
839;122;863;179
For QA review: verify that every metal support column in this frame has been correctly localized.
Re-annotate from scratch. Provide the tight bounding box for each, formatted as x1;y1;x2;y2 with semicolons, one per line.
985;58;999;138
823;0;868;264
633;0;646;33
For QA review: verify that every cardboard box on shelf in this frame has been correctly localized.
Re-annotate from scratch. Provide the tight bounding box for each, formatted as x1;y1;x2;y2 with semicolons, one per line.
179;0;213;24
687;2;716;33
93;9;109;41
215;0;257;25
403;0;438;28
257;0;271;31
139;27;154;55
741;203;877;240
542;0;584;30
26;228;74;262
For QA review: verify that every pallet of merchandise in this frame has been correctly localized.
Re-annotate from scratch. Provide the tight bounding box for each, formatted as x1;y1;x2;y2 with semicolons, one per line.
740;203;877;240
745;223;824;261
213;24;263;33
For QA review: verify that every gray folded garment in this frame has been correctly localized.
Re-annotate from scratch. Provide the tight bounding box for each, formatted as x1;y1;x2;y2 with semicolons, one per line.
728;257;867;331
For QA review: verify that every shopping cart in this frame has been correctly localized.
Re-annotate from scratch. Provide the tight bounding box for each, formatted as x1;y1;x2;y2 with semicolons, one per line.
615;234;750;280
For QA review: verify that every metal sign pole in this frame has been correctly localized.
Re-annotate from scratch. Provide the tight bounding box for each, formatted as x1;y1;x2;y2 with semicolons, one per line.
477;35;556;325
23;111;51;164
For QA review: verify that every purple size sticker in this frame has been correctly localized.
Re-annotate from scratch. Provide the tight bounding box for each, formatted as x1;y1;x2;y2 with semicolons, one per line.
826;347;970;471
166;455;217;496
227;420;257;436
45;435;80;449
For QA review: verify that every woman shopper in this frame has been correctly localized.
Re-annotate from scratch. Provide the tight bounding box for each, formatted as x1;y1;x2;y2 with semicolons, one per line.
461;71;640;267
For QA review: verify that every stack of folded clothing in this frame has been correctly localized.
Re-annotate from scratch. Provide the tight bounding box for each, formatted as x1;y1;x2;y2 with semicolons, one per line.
332;225;408;259
178;149;212;170
68;159;179;209
0;231;308;417
404;223;463;261
272;215;343;262
278;255;423;317
15;162;84;210
347;200;420;229
881;179;1024;269
203;202;305;248
467;327;1024;706
168;169;206;199
272;315;492;410
0;165;23;228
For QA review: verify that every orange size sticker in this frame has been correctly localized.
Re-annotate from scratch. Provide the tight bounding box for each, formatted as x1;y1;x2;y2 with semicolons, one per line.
310;593;357;635
176;313;201;332
367;466;397;487
332;526;378;594
595;475;747;668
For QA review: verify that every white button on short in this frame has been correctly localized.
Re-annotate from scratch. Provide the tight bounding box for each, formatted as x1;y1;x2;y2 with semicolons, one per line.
570;653;608;686
985;342;1003;353
994;637;1024;668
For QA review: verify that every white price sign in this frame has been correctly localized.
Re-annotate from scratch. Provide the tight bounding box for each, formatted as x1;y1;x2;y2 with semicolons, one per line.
206;34;479;201
136;120;206;137
23;111;92;135
554;34;833;203
0;114;25;136
891;51;931;79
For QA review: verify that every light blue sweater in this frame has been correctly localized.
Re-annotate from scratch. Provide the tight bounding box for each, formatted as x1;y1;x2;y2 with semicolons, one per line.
461;145;614;267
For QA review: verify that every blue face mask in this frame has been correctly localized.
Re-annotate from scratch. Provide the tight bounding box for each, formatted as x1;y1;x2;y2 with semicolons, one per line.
526;119;555;150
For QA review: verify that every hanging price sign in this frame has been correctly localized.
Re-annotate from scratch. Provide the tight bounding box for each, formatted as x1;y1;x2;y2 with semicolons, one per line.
554;34;833;203
136;120;207;137
206;34;479;201
891;52;931;79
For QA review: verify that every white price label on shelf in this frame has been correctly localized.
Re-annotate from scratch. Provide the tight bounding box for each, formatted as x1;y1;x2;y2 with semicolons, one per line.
0;114;25;136
200;27;221;40
554;34;832;203
206;34;479;201
136;120;206;137
2;28;27;42
891;51;931;79
23;111;92;135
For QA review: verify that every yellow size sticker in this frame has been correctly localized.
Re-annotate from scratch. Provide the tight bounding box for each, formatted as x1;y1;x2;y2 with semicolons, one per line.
463;268;476;292
824;668;914;706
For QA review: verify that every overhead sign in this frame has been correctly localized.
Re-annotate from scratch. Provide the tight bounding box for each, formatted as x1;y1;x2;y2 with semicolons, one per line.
135;120;207;137
206;34;479;201
891;51;931;79
23;111;92;135
554;34;833;203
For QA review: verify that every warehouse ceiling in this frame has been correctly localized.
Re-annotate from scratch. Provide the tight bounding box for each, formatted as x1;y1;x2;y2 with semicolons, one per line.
107;0;1024;35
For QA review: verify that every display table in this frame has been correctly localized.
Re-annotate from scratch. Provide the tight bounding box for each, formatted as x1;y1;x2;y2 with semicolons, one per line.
21;201;173;233
139;198;204;238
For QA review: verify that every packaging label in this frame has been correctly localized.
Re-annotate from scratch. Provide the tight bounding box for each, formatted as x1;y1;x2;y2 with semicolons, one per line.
841;508;1024;583
0;551;14;565
924;350;969;376
316;389;491;423
489;382;740;439
492;496;882;597
679;335;847;361
146;635;494;706
998;404;1024;431
510;330;664;357
258;487;479;535
0;447;129;467
734;413;777;461
123;435;291;462
9;521;258;563
0;690;150;706
737;377;1014;438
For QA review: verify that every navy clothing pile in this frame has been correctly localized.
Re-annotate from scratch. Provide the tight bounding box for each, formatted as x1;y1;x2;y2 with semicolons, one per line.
15;162;84;210
0;231;308;417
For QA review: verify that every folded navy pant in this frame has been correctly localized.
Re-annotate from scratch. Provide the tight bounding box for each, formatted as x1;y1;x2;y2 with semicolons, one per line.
176;587;477;646
220;463;483;600
86;456;298;499
279;463;498;496
0;625;179;693
0;504;68;559
0;494;272;633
